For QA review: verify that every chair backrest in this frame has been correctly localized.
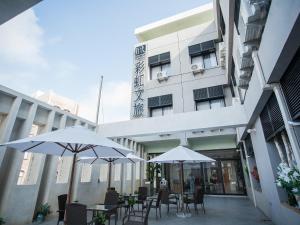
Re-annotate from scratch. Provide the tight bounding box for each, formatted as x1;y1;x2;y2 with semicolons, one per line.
57;194;67;220
107;187;116;191
66;203;87;225
104;190;119;205
156;190;163;206
194;188;204;204
138;187;147;201
161;189;170;204
144;200;153;224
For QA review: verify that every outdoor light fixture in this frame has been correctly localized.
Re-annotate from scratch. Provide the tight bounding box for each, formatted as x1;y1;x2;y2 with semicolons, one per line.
247;128;256;134
288;121;300;126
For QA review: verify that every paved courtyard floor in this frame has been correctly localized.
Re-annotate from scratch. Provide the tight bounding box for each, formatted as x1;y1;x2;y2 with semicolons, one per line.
33;196;273;225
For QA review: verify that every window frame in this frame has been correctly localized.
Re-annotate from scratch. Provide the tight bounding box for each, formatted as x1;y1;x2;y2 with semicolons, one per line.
150;105;173;117
195;97;226;111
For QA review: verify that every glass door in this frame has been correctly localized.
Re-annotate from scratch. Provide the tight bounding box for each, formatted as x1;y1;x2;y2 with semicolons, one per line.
221;160;245;194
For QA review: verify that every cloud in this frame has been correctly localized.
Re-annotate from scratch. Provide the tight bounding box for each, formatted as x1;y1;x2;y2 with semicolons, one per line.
78;81;131;123
0;9;46;66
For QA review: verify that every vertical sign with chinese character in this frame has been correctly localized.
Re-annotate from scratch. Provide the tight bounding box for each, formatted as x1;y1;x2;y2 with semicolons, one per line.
132;45;146;118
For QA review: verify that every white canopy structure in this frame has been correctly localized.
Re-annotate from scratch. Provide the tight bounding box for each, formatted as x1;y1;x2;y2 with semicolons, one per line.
0;126;132;203
148;146;215;216
80;153;145;189
148;145;215;164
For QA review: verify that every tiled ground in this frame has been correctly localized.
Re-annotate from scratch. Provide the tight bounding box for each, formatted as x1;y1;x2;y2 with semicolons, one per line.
32;196;273;225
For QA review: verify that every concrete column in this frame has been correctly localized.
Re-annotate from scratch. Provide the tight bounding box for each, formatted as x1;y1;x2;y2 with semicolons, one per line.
242;140;257;207
131;141;137;193
0;99;36;214
120;138;126;194
273;84;300;167
0;96;22;165
34;110;55;210
38;113;65;205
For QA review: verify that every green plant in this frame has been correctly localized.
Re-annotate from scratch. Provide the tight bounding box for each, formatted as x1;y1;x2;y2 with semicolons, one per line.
94;212;106;225
146;163;161;183
276;163;300;195
37;203;51;217
0;217;5;225
128;196;136;206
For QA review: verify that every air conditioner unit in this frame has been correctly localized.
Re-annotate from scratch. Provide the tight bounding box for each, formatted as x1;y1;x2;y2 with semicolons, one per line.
191;64;204;75
219;42;226;68
157;71;168;82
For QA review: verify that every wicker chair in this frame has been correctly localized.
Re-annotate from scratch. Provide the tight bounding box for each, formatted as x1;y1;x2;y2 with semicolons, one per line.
184;188;205;214
122;200;153;225
161;189;178;213
104;190;119;225
65;203;94;225
136;187;147;210
56;194;67;225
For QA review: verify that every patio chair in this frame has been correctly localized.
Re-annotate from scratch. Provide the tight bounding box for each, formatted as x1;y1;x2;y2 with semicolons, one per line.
148;189;162;219
184;188;205;214
161;189;178;213
56;194;67;225
137;187;147;210
104;190;119;225
122;200;153;225
65;203;94;225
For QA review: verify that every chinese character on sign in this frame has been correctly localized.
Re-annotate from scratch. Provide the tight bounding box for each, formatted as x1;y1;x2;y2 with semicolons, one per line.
132;45;146;118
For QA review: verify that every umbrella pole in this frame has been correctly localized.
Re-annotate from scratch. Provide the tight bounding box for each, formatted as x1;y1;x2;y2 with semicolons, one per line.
108;161;112;189
180;161;184;212
67;153;77;204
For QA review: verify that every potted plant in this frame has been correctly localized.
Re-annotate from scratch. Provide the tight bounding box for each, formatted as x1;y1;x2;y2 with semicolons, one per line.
36;203;51;223
276;163;300;207
94;212;106;225
0;217;5;225
147;163;161;195
127;195;136;213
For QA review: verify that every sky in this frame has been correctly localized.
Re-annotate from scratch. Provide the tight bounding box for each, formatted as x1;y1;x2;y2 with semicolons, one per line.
0;0;211;123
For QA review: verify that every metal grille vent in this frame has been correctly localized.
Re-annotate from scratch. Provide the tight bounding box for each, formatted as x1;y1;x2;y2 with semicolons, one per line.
148;52;170;67
281;50;300;120
148;94;172;108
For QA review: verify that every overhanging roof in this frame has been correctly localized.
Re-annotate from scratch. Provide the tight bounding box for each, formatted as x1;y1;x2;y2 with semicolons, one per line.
134;3;214;42
98;105;247;138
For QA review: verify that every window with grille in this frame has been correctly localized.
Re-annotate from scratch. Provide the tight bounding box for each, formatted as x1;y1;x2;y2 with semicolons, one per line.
189;40;217;69
149;52;171;80
148;94;173;117
194;85;225;111
280;49;300;120
260;93;285;141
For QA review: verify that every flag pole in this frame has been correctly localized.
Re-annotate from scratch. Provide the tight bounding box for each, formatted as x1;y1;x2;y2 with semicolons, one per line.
96;76;103;126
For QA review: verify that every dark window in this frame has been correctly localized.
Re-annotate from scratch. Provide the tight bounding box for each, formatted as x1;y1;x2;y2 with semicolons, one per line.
148;52;170;67
189;40;216;57
148;94;172;108
194;85;225;110
280;49;300;120
148;94;173;117
260;94;285;141
230;59;236;97
149;52;171;80
234;0;241;35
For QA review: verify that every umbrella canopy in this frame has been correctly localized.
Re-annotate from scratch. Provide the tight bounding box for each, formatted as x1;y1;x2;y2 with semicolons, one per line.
79;153;145;189
80;153;145;164
147;146;215;216
0;125;132;157
0;125;132;204
148;145;215;163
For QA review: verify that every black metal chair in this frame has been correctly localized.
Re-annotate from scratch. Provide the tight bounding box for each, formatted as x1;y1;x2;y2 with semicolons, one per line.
122;200;153;225
56;194;67;225
161;189;178;213
65;203;94;225
147;190;162;219
104;190;119;225
137;187;147;210
184;188;205;214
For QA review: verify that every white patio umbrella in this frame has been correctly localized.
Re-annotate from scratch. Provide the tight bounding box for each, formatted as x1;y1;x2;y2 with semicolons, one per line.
148;145;215;216
0;126;132;203
79;153;145;189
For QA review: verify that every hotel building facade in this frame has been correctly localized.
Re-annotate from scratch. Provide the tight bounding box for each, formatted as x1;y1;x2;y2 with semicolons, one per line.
0;0;300;225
